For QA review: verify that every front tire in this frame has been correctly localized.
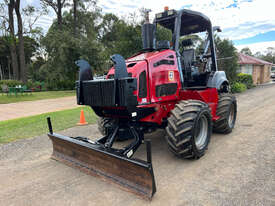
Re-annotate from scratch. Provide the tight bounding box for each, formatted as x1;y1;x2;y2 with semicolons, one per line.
165;100;212;159
97;117;112;136
213;94;237;134
97;117;132;141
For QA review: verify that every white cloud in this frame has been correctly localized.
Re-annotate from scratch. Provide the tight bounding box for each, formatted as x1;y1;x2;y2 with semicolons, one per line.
26;0;275;52
98;0;275;41
25;0;34;4
235;41;275;53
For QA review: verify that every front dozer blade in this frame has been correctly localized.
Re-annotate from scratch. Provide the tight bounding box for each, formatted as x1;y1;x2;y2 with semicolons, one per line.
48;133;156;199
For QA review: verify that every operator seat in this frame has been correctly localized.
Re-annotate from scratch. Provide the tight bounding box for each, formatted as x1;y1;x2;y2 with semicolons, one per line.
182;49;195;77
181;39;196;86
181;39;207;87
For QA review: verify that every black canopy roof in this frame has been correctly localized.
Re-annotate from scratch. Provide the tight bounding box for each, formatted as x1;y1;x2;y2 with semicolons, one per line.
156;9;212;36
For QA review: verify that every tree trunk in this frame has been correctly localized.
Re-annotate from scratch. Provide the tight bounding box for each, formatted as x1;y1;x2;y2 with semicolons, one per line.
57;0;62;28
8;57;11;79
73;0;77;37
41;0;64;29
15;0;27;83
0;64;3;80
8;0;19;80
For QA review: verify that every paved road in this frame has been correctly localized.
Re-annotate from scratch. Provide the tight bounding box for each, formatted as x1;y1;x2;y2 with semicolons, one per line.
0;96;78;121
0;85;275;206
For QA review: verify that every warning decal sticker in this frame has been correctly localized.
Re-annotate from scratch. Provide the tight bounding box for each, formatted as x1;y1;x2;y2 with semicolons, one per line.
168;71;174;81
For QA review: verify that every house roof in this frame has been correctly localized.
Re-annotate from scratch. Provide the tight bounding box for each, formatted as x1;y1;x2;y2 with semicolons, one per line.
238;53;274;65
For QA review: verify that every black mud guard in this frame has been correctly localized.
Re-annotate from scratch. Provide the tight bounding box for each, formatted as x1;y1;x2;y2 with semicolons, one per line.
75;59;93;105
111;54;128;79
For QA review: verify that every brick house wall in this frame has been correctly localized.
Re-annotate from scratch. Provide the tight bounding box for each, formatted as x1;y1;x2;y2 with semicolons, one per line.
251;65;271;84
252;65;261;84
262;65;271;83
238;53;273;85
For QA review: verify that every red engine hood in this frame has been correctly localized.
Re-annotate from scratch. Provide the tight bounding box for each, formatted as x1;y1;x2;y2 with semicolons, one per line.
107;49;173;77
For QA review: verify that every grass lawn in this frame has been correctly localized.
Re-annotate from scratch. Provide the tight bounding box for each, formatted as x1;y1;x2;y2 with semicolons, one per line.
0;90;75;104
0;106;97;144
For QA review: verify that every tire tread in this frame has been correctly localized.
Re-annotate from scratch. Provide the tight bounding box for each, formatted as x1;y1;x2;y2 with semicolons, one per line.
165;100;211;159
213;93;237;134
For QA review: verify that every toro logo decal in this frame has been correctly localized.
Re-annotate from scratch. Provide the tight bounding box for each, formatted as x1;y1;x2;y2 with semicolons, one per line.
168;71;174;81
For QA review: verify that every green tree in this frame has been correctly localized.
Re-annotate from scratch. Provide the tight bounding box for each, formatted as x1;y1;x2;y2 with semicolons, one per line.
1;0;20;80
215;37;239;82
0;35;38;80
15;0;28;83
40;0;67;29
156;25;172;42
40;6;103;89
0;36;11;79
28;56;45;81
262;47;275;63
254;51;262;58
0;1;47;81
23;36;39;65
253;47;275;64
100;13;142;59
240;47;253;56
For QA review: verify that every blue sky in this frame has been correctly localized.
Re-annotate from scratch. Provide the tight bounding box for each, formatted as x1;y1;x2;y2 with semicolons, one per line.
234;31;275;45
3;0;275;53
100;0;275;53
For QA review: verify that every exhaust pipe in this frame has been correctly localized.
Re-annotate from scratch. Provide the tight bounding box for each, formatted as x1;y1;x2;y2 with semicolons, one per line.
142;9;156;51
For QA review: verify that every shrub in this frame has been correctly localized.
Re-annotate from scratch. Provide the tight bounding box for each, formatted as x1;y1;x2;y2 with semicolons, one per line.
56;80;75;90
0;79;24;87
25;80;34;89
231;82;247;93
25;80;45;91
236;73;254;89
45;81;57;91
45;80;74;91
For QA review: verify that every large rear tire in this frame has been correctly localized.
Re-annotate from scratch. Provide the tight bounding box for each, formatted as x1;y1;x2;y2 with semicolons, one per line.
165;100;212;159
213;93;237;134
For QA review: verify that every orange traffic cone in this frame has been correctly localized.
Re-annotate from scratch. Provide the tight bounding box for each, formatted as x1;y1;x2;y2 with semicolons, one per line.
77;109;88;125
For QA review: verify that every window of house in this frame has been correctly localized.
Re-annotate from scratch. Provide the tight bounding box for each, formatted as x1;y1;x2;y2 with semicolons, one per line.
241;64;253;75
236;67;241;73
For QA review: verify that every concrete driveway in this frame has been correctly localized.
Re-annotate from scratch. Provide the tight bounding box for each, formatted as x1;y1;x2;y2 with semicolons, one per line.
0;96;78;121
0;84;275;206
